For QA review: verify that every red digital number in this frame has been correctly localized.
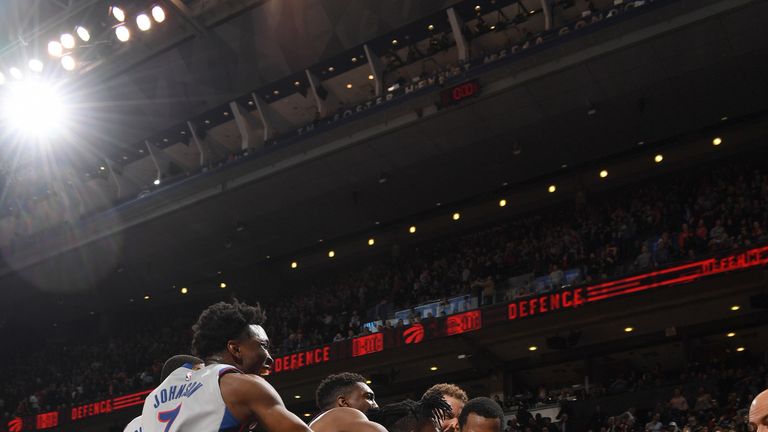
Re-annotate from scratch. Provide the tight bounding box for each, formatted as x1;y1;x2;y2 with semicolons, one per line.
352;333;384;357
446;310;482;335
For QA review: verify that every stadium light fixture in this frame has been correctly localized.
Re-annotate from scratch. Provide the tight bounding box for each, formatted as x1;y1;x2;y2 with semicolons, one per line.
144;295;150;300
327;250;336;258
654;154;663;163
219;282;227;289
499;199;507;207
727;332;736;338
409;225;416;234
153;178;161;185
111;6;126;22
291;261;298;269
151;5;166;22
624;327;634;333
60;33;76;49
548;185;557;193
303;413;311;417
76;26;91;42
452;212;461;221
61;55;76;71
1;80;68;138
28;59;44;73
115;25;130;41
365;380;372;384
600;169;608;178
528;346;538;351
180;287;188;294
429;366;438;371
9;67;23;80
294;395;301;399
368;238;375;246
736;347;745;352
136;13;152;31
730;305;740;311
48;41;64;57
712;137;722;146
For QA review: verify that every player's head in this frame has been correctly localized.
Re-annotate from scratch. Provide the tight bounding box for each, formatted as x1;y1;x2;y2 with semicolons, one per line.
315;372;378;413
368;393;452;432
160;355;204;381
458;398;503;432
750;389;768;432
422;383;468;432
191;299;272;375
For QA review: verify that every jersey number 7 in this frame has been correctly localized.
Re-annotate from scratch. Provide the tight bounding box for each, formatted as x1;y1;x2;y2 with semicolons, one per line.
158;403;182;432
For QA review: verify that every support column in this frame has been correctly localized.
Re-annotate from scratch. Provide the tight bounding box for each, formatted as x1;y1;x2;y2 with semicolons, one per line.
305;69;342;117
252;93;293;141
447;8;469;61
105;158;139;199
541;0;553;30
229;101;263;150
186;121;231;167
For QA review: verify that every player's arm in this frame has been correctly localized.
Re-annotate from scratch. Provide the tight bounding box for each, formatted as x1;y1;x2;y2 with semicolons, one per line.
220;373;312;432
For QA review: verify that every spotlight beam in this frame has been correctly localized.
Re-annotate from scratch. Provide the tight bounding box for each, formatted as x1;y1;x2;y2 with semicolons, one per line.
159;0;207;35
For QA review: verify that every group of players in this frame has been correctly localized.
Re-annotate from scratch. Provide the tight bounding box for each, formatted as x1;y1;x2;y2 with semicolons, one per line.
124;300;504;432
124;299;768;432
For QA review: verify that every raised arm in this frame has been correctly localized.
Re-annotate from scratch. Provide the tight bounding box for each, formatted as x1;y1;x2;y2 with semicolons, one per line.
220;373;312;432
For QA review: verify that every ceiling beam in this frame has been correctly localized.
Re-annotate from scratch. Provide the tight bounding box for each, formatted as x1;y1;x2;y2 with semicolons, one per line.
160;0;208;36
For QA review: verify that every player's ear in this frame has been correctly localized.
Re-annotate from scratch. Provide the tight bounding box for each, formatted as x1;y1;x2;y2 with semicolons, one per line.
338;395;349;408
226;340;240;358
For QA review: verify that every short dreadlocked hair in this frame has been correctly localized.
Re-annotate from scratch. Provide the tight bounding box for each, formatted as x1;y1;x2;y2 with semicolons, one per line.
315;372;368;411
368;393;452;432
191;299;266;359
458;397;504;429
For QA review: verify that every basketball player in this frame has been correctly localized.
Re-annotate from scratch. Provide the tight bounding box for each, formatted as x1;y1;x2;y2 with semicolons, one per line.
422;383;469;432
309;372;385;432
457;398;504;432
124;354;204;432
366;393;452;432
140;300;313;432
750;389;768;432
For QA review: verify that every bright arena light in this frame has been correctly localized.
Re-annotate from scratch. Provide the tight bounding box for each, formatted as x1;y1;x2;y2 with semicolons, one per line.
61;55;76;71
9;67;23;80
0;72;5;85
76;26;91;42
111;6;126;22
152;5;166;23
60;33;76;49
48;41;63;57
28;59;44;73
136;13;152;31
1;80;68;138
115;25;131;42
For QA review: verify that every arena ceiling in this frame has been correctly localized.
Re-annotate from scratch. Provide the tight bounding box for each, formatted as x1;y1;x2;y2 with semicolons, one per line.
0;0;767;320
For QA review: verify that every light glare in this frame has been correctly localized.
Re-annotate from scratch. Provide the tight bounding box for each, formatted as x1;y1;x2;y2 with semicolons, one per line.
60;33;76;49
9;67;23;80
137;13;152;31
152;5;166;22
61;56;76;71
48;41;63;57
1;80;67;138
115;25;130;42
28;59;44;73
112;6;126;22
76;26;91;42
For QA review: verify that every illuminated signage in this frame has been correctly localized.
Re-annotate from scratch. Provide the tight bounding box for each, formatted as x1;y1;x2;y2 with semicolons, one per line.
403;323;425;344
440;79;481;107
8;246;767;430
352;333;384;357
446;310;482;335
34;413;58;430
273;345;331;373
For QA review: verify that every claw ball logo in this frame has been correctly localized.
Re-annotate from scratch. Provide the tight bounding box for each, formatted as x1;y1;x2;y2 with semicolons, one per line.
8;417;23;432
403;323;424;344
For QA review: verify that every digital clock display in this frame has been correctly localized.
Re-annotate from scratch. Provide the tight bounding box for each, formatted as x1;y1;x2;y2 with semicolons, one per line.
352;333;384;357
440;79;481;106
446;310;482;335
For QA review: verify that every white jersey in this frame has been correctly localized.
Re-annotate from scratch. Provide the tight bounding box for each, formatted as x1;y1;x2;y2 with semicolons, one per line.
141;364;245;432
124;415;142;432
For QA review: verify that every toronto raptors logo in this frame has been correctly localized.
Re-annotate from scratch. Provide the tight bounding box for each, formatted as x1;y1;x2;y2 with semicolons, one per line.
403;323;424;344
8;417;23;432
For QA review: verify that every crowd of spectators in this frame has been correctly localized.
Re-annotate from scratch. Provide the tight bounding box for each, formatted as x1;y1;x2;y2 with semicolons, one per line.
2;151;767;424
500;353;766;431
